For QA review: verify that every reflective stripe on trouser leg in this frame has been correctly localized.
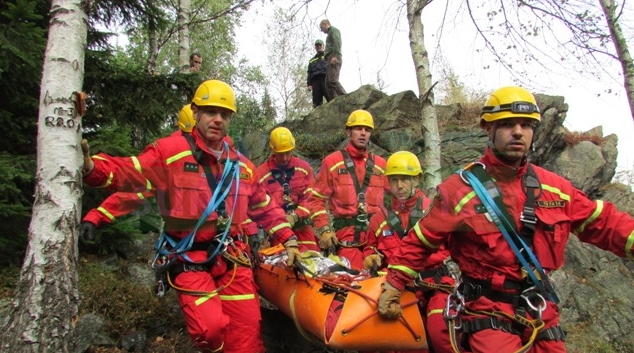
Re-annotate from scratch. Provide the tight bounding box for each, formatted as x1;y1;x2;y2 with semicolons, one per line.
217;266;265;353
176;271;228;352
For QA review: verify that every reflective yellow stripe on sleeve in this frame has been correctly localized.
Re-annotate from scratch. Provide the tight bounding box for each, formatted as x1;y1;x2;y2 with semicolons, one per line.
376;221;388;237
238;162;253;178
166;150;192;165
268;223;291;234
454;191;476;215
574;200;604;234
258;172;272;184
297;205;310;214
96;172;114;188
329;161;345;173
250;194;271;209
296;167;309;175
97;207;115;221
542;184;571;201
412;221;440;250
626;231;634;260
387;264;418;277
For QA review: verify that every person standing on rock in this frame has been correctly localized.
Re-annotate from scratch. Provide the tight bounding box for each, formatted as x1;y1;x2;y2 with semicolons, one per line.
307;39;328;108
319;19;346;101
377;86;634;353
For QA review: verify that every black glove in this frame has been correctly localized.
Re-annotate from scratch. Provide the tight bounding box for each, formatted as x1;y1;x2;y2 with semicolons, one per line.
79;221;97;244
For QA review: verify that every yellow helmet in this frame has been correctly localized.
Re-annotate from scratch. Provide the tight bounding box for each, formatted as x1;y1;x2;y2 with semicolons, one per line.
191;80;237;113
385;151;422;177
269;127;296;153
178;104;196;132
480;86;540;124
346;110;374;129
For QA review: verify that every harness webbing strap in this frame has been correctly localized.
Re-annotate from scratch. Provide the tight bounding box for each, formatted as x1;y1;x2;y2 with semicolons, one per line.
340;149;374;197
340;149;375;245
382;196;424;238
271;167;296;212
462;165;558;303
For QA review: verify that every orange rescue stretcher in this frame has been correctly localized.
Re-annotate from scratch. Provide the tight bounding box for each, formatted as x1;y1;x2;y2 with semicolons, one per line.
254;247;428;351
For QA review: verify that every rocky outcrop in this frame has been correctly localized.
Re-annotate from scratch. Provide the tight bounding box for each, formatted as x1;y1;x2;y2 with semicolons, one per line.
77;86;634;352
245;86;634;352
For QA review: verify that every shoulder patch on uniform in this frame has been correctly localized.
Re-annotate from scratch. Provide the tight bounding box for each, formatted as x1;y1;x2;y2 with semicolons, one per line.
150;140;159;148
382;229;394;237
373;170;382;176
184;162;199;173
239;172;250;180
338;169;348;174
536;200;566;208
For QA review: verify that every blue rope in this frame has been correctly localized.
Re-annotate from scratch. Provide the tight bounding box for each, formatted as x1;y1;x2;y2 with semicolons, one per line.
154;141;242;268
464;170;559;303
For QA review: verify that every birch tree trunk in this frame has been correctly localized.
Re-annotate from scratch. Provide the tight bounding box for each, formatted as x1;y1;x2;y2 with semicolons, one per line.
406;0;442;191
599;0;634;124
178;0;191;73
0;0;87;351
146;18;159;75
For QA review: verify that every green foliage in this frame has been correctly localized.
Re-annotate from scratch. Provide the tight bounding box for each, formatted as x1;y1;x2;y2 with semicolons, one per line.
83;51;200;141
78;261;183;337
0;0;46;154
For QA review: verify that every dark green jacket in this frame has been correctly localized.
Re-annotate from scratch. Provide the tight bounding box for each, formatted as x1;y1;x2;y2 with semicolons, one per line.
325;26;342;58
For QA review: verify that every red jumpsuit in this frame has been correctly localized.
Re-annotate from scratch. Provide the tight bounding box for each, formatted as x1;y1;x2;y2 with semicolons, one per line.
81;132;239;229
309;142;388;269
387;148;634;353
257;155;319;252
366;190;452;353
83;191;154;227
83;129;295;353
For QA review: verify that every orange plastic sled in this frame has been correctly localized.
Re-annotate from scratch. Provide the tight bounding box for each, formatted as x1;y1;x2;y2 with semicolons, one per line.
254;255;428;351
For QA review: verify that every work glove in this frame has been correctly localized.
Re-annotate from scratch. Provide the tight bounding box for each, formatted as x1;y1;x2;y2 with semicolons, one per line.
79;221;97;244
363;254;383;269
284;238;301;267
285;213;298;228
81;139;94;176
319;229;337;249
378;282;402;319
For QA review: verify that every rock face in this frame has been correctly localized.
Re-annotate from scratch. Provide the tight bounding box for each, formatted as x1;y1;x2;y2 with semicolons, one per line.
75;86;634;352
243;86;634;352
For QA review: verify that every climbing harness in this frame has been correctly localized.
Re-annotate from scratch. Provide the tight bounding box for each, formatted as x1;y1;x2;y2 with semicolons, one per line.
331;150;375;249
152;136;242;297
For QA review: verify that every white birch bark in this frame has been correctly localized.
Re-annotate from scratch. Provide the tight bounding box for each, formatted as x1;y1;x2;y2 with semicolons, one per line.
406;0;442;191
178;0;192;73
0;0;87;351
599;0;634;124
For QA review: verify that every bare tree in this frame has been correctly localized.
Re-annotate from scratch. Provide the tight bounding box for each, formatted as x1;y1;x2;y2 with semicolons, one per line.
264;6;312;121
0;0;88;351
406;0;443;190
178;0;192;73
599;0;634;123
465;0;634;124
